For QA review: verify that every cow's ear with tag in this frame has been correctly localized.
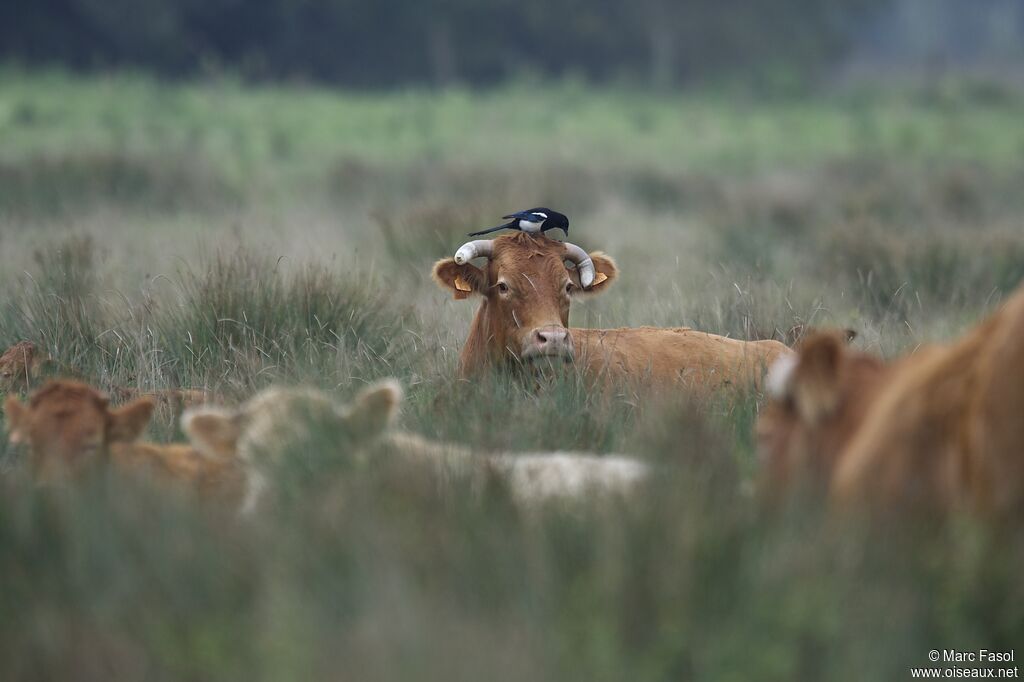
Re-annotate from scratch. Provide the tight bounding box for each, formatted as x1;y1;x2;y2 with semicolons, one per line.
568;251;618;296
432;259;488;300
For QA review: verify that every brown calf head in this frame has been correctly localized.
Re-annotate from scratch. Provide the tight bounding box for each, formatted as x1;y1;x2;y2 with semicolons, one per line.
4;380;155;481
757;330;886;499
432;233;617;373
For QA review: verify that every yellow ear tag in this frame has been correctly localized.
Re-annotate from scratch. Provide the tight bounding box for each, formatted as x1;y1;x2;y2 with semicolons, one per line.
454;276;472;293
593;272;608;286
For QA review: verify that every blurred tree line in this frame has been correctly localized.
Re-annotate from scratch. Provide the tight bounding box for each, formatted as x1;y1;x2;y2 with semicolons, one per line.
2;0;897;88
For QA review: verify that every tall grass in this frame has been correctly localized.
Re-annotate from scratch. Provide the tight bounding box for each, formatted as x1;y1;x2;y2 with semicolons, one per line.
1;74;1023;680
2;440;1021;681
0;236;416;413
159;248;415;388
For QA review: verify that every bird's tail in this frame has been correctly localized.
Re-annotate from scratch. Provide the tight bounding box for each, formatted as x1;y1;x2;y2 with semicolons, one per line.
468;220;516;237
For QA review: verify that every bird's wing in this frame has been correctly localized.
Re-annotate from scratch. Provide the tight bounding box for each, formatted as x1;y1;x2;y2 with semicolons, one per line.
503;210;545;222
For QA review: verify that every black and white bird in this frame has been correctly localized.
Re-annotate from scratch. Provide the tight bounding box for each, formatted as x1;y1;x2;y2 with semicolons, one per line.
468;208;569;237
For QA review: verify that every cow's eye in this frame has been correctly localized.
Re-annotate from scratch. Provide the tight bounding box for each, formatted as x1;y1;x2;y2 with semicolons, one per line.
565;282;574;295
497;282;510;294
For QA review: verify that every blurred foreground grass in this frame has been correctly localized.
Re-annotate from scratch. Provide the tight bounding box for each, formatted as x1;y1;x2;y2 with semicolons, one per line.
1;73;1023;680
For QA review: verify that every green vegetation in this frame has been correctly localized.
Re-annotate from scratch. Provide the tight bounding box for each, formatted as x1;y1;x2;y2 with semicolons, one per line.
1;73;1023;680
3;72;1024;196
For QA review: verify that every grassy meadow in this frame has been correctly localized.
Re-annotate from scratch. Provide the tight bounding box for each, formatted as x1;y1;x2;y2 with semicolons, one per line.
1;71;1024;680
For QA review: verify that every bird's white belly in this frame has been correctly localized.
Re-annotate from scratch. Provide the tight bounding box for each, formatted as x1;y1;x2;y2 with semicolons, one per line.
519;220;543;232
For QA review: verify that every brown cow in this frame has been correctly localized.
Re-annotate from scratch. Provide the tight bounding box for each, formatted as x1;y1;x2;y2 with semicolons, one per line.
756;330;898;502
4;379;244;504
432;232;790;392
759;285;1024;514
0;341;53;393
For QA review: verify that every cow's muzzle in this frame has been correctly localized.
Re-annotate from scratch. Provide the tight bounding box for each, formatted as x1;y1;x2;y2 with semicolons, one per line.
521;326;573;363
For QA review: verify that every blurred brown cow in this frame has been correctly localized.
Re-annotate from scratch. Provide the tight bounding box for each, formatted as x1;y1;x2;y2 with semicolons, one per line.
4;379;244;505
0;341;52;393
433;233;790;393
758;285;1024;514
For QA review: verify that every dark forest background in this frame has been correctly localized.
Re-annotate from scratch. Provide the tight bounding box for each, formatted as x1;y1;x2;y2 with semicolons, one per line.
4;0;1023;89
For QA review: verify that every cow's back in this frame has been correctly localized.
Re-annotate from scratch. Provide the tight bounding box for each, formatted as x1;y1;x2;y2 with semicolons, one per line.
830;341;981;511
966;287;1024;510
110;442;247;506
572;326;790;392
832;286;1024;512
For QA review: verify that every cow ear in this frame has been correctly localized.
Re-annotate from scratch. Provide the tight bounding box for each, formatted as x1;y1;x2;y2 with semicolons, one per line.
432;259;487;300
4;395;28;445
570;251;618;295
182;407;242;459
791;333;844;424
342;379;402;440
107;398;156;443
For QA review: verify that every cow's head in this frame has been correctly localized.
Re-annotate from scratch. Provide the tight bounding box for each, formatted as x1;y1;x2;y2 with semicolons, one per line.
432;233;617;372
0;341;55;393
182;380;403;513
4;380;155;481
757;329;883;499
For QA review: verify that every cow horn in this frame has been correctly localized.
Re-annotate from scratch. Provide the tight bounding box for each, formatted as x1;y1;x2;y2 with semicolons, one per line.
563;242;596;289
454;240;495;265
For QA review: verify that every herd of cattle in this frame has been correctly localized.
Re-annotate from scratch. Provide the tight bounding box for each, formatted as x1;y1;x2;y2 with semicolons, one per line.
2;232;1022;517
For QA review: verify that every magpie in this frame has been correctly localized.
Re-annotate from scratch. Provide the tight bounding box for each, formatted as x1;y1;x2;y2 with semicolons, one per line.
468;208;569;237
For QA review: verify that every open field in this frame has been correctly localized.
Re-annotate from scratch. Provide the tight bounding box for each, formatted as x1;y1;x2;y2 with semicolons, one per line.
1;73;1024;680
